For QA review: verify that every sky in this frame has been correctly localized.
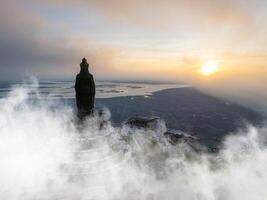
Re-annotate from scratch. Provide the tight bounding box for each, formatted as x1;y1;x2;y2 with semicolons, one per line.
0;0;267;112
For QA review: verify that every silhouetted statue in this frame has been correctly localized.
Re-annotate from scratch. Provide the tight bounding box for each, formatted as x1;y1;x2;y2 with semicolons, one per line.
75;58;95;120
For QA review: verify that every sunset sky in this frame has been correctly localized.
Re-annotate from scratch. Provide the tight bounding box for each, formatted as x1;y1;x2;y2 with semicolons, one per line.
0;0;267;110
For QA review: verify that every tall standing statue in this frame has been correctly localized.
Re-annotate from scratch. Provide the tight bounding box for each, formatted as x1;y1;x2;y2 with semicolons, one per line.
75;58;95;120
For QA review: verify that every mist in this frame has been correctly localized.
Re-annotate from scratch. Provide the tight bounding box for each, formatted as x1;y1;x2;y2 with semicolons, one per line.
169;65;267;116
0;83;267;200
196;74;267;116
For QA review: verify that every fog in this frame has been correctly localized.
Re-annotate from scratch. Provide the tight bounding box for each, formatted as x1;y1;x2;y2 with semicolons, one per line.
171;65;267;116
197;75;267;116
0;83;267;200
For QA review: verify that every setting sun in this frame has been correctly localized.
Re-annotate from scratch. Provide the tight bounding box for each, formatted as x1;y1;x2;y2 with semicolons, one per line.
200;61;219;76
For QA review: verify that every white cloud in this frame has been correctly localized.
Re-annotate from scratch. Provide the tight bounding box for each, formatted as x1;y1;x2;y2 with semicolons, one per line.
0;82;267;199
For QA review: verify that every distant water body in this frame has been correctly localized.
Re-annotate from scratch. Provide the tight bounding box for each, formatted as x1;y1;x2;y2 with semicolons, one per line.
0;80;189;99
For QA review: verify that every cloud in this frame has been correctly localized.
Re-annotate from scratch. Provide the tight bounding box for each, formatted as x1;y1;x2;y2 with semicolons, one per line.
1;0;266;80
0;1;122;80
0;1;67;79
1;83;267;199
41;0;266;32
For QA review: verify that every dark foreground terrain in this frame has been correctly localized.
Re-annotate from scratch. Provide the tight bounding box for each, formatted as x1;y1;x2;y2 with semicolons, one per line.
70;88;263;150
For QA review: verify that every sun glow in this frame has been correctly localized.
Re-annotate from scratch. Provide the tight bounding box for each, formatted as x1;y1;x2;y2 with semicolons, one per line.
200;61;219;76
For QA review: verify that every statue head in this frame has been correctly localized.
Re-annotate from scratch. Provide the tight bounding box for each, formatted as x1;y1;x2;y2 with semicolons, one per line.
82;58;87;64
80;58;89;73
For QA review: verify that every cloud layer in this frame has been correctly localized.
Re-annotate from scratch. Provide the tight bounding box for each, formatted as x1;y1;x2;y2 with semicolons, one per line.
1;81;267;200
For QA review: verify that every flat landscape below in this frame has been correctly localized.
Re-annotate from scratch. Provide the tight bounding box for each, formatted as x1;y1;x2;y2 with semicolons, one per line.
89;87;263;150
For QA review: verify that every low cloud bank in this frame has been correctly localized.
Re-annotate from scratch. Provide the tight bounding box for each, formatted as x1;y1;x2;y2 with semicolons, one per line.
0;83;267;200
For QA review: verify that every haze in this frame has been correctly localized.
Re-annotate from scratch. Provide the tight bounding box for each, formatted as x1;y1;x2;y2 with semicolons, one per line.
0;0;266;113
